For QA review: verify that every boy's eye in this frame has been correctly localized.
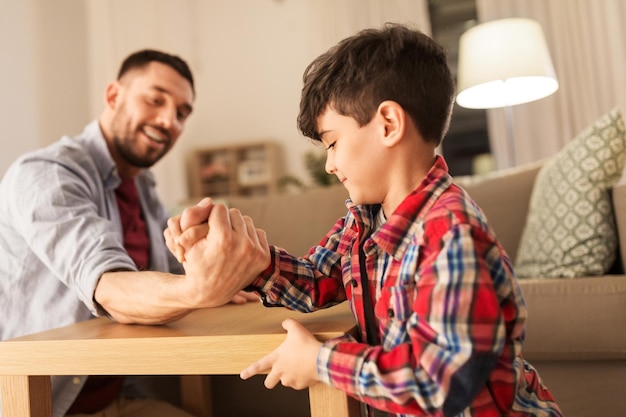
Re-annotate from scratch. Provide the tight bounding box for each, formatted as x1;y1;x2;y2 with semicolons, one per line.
325;141;336;150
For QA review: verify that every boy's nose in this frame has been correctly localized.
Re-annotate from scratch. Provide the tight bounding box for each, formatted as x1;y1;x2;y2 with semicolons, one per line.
325;154;335;174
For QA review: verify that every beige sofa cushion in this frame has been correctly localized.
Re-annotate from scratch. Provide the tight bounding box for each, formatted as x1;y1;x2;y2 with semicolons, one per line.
519;275;626;360
454;161;543;264
226;185;349;255
515;108;626;278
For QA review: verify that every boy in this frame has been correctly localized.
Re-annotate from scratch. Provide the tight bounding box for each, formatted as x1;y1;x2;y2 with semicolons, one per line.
168;23;563;416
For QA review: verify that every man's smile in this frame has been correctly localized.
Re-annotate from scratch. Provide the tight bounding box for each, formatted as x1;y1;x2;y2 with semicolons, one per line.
142;125;170;146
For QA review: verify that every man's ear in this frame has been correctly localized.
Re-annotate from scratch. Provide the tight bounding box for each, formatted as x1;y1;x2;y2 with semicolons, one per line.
104;81;122;110
377;100;405;147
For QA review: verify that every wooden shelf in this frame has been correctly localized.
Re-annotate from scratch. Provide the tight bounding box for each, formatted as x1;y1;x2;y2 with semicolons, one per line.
188;141;281;198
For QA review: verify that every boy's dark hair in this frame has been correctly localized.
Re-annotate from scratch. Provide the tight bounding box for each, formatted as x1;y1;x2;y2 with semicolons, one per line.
297;23;454;146
117;49;195;95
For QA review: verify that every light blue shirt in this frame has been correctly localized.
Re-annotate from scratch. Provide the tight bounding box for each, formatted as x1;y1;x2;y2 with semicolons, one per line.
0;120;183;416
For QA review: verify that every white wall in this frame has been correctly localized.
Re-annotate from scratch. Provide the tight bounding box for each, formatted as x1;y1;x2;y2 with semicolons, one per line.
0;0;89;176
1;0;429;208
1;0;40;174
85;0;328;207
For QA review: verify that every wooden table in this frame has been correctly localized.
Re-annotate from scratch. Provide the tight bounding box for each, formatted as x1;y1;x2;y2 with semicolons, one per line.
0;302;360;417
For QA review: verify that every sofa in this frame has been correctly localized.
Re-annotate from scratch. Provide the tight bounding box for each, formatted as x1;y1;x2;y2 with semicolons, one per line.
218;154;626;416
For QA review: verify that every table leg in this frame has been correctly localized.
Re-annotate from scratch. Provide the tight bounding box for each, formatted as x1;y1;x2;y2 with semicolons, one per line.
308;383;360;417
0;375;52;417
180;375;213;417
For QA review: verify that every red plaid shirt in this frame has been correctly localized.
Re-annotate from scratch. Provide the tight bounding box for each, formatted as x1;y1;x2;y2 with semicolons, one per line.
251;156;562;416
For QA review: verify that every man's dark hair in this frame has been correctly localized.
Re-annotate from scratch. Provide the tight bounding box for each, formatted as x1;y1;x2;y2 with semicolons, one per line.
297;23;455;146
117;49;195;95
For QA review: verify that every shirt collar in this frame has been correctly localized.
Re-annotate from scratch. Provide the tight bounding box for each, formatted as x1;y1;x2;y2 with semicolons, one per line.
372;155;453;258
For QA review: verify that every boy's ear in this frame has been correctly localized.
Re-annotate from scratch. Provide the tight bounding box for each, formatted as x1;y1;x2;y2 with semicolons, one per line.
377;100;405;147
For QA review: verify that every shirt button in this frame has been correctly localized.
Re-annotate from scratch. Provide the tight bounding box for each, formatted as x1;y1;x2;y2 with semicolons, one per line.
350;279;358;287
72;377;81;385
387;309;395;318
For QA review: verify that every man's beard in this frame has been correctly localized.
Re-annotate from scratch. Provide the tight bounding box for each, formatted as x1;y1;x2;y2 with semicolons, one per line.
109;103;172;169
114;135;164;168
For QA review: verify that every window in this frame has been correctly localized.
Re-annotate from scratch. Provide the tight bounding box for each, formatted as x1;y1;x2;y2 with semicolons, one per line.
429;0;490;176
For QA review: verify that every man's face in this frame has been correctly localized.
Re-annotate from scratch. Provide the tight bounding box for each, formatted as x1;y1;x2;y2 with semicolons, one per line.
108;62;194;172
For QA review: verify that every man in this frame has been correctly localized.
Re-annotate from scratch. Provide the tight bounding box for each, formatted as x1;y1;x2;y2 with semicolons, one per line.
0;49;255;417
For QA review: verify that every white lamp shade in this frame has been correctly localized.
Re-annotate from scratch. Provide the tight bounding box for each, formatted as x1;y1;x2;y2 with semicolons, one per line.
456;18;559;109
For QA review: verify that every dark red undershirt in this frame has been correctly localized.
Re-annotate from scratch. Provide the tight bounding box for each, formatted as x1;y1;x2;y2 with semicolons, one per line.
114;177;150;271
67;177;150;414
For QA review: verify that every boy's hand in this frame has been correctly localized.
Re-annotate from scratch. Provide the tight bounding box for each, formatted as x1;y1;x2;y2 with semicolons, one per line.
230;291;261;304
240;318;322;390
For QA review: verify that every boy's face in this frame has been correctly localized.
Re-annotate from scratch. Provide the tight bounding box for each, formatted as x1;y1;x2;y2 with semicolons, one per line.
317;106;388;206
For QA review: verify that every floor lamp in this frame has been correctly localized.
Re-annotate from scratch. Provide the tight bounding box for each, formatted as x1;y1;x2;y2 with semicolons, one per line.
455;18;559;168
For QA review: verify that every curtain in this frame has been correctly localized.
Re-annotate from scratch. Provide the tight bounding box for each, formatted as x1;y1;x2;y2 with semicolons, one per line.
476;0;626;168
310;0;431;53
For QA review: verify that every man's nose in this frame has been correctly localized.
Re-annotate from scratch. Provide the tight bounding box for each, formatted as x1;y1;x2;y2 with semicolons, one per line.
155;105;177;130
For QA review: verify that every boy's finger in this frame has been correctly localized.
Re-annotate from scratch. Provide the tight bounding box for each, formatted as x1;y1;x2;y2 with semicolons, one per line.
282;318;298;332
263;370;280;389
229;291;259;304
239;291;261;302
240;354;272;380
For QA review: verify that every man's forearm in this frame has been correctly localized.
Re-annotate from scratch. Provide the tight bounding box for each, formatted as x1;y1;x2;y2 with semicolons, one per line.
94;270;197;325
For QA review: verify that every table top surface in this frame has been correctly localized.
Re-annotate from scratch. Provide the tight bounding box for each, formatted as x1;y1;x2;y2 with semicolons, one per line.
0;301;356;375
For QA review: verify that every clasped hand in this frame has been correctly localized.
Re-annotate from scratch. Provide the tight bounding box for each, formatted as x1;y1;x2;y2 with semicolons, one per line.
164;198;270;307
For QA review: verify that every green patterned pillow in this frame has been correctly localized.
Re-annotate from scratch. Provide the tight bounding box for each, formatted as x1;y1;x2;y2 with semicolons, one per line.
515;108;626;278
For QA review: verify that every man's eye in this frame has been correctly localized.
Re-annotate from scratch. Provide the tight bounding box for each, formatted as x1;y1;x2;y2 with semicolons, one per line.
146;96;161;105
